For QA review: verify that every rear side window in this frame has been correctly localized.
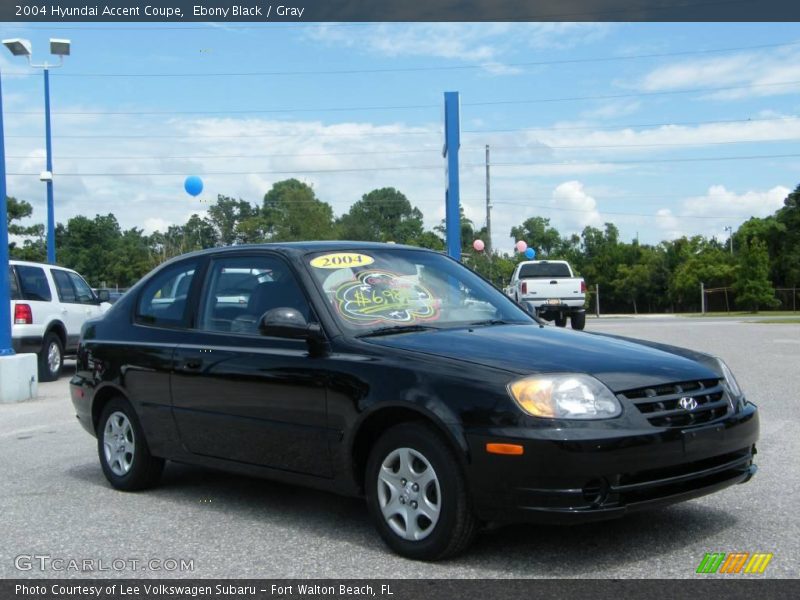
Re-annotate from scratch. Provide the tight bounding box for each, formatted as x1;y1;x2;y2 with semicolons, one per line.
519;263;572;279
8;266;21;300
15;265;52;302
136;260;199;328
52;269;77;303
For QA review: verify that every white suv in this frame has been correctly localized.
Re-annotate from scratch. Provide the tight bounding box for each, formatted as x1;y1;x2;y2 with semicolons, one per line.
8;260;110;381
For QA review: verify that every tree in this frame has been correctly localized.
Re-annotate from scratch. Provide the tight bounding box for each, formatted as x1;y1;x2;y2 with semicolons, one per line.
613;263;652;314
6;196;46;260
207;195;261;246
337;187;424;244
263;179;335;241
56;214;123;285
733;238;780;312
509;217;562;258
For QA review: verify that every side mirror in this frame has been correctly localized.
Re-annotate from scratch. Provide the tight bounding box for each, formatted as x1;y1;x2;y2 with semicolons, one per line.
258;307;323;340
521;300;537;316
96;289;110;303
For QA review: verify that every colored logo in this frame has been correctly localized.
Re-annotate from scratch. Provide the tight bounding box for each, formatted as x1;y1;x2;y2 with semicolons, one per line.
679;397;698;410
696;552;773;574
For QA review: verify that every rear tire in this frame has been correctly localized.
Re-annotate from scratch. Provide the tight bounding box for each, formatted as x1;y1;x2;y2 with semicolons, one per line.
38;332;63;382
366;423;477;561
97;397;164;491
571;311;586;330
554;314;567;327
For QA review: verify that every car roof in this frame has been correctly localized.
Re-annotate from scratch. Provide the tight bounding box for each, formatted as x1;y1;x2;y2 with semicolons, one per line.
174;241;433;260
9;259;77;272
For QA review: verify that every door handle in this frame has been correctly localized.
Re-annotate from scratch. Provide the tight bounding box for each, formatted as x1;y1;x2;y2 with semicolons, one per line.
183;359;202;370
550;280;558;284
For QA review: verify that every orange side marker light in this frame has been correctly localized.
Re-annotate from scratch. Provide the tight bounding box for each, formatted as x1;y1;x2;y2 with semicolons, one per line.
486;443;524;455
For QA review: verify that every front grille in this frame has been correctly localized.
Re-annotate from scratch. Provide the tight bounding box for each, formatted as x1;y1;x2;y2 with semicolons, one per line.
619;378;731;428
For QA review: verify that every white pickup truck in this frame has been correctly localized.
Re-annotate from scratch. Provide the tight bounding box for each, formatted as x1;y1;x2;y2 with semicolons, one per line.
505;260;586;330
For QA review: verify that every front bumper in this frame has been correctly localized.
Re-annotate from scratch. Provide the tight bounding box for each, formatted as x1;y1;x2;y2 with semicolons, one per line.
466;404;758;523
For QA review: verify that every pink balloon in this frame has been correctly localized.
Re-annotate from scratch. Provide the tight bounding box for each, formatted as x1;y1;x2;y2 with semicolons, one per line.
515;240;528;253
473;239;485;252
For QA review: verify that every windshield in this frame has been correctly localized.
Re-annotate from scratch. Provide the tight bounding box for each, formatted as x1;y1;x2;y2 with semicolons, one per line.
306;249;532;334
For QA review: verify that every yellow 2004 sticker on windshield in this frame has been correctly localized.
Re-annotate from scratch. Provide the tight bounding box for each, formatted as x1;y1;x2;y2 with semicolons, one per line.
310;253;374;269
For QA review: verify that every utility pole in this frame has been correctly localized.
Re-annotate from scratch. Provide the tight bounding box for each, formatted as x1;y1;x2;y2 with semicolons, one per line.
485;144;492;255
724;225;733;255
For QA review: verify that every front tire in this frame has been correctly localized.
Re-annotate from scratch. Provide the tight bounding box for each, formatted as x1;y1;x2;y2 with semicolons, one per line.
366;423;477;560
97;397;164;491
38;332;63;382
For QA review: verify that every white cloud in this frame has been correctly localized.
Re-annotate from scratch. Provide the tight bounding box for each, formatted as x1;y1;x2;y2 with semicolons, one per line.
307;23;612;74
637;46;800;99
550;181;603;232
143;217;171;235
654;185;790;241
524;113;800;155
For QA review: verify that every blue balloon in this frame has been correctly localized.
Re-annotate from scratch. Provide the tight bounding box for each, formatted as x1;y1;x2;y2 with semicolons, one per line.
525;247;536;259
184;176;203;197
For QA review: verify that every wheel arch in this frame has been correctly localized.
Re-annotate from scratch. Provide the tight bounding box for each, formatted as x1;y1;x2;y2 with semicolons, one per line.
91;383;130;434
349;402;469;494
44;320;67;348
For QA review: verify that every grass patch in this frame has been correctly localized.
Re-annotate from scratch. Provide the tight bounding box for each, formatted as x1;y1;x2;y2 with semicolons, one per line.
753;318;800;324
681;311;800;318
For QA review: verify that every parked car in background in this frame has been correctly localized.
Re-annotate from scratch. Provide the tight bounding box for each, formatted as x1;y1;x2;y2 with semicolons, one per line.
70;243;758;560
506;260;587;330
8;260;109;381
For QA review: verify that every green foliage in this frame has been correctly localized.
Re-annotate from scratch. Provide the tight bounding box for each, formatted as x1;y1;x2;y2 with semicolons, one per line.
733;238;780;312
263;179;335;241
7;181;800;310
337;188;425;244
510;217;562;258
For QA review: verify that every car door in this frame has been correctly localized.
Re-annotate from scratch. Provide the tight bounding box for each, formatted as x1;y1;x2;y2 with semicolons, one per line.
170;252;332;478
67;270;106;319
49;268;87;349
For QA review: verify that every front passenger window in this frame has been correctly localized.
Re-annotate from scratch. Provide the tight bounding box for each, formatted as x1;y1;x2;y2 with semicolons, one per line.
197;256;312;335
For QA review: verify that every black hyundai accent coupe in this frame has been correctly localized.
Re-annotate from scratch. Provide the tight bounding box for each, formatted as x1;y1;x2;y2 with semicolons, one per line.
70;242;758;560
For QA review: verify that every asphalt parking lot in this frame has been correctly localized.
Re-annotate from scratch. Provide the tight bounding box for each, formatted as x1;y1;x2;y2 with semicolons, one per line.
1;316;797;579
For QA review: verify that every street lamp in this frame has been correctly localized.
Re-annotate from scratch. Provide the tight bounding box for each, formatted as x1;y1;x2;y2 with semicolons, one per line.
3;37;71;264
723;225;733;255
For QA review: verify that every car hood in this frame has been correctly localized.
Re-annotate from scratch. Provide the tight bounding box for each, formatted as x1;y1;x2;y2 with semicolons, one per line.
364;324;718;392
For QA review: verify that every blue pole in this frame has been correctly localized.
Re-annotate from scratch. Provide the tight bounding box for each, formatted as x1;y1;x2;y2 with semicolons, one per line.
0;69;15;356
443;91;461;260
44;68;55;264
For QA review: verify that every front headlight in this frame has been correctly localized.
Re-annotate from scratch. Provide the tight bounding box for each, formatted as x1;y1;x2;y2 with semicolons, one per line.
507;373;621;419
715;357;744;400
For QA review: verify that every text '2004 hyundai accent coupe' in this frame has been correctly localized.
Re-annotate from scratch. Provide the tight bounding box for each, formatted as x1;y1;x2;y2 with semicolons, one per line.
70;242;758;560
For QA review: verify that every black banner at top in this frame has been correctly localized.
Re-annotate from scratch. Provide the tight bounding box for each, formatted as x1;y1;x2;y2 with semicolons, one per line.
2;0;800;22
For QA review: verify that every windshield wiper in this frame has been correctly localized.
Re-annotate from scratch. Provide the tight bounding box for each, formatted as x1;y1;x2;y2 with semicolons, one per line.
467;319;518;327
356;324;440;338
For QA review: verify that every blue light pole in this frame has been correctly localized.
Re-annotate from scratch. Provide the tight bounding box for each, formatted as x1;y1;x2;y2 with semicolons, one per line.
443;91;461;260
3;38;70;265
0;67;15;356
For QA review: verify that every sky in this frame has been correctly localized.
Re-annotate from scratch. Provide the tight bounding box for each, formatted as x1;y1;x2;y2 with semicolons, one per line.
1;21;800;252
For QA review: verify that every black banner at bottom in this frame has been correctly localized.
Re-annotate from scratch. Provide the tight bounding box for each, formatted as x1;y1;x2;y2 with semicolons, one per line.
3;579;798;600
